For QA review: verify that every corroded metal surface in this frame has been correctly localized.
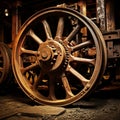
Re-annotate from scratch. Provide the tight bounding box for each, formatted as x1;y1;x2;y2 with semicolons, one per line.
96;0;105;31
12;6;107;106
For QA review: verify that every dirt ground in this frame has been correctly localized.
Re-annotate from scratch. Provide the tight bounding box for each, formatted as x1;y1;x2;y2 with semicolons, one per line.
0;84;120;120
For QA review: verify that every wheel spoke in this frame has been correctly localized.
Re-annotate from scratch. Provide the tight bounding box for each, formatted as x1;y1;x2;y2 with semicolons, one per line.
66;65;89;86
71;41;91;52
21;47;38;55
61;74;74;98
55;17;64;40
21;62;39;74
33;71;44;88
64;24;80;42
27;29;43;44
48;75;56;100
42;20;53;40
70;55;95;65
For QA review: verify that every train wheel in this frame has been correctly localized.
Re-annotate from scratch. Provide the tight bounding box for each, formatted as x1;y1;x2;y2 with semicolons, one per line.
0;42;11;85
12;7;107;106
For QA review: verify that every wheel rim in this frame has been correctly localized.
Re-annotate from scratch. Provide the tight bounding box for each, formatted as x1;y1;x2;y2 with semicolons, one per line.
12;7;106;106
0;42;11;84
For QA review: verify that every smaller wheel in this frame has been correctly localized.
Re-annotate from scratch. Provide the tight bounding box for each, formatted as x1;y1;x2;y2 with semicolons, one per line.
0;42;11;85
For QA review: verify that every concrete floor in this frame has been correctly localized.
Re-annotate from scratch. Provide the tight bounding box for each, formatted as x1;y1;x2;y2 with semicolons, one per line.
0;84;120;120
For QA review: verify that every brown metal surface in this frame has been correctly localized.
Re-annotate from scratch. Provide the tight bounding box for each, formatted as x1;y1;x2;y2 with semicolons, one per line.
12;7;107;106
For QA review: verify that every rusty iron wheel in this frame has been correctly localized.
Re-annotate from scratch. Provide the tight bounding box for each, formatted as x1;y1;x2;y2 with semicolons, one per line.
12;7;107;106
0;42;11;85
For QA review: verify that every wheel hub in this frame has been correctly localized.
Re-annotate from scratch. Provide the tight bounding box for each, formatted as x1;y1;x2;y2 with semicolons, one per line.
38;40;68;72
40;46;52;61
